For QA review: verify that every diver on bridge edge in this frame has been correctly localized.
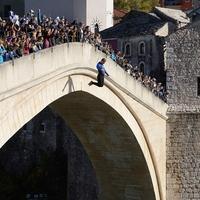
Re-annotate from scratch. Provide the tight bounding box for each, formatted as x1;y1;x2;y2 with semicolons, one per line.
88;58;109;87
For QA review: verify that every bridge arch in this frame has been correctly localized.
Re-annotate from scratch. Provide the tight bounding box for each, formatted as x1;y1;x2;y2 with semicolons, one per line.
0;43;167;200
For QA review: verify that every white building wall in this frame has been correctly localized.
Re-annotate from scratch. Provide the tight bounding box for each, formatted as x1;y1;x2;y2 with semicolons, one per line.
106;0;114;29
86;0;113;31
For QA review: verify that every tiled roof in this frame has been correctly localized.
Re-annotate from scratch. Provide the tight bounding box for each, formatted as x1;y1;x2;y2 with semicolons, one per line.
101;7;190;39
101;10;165;38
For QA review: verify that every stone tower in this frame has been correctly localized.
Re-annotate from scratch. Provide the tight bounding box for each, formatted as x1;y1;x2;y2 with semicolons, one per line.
165;21;200;200
25;0;113;30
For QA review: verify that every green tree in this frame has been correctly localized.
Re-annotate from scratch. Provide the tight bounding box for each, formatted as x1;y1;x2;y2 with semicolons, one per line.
114;0;160;12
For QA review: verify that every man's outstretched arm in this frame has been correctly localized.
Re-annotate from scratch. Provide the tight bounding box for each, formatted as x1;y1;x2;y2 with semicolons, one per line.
105;71;109;76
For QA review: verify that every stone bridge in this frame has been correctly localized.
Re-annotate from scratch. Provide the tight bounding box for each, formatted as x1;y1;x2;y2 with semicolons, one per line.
0;43;168;200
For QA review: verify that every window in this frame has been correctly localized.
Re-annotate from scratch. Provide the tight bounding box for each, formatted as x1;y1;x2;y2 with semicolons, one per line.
4;5;11;18
150;40;153;56
139;61;145;73
198;77;200;96
125;43;131;56
138;41;145;55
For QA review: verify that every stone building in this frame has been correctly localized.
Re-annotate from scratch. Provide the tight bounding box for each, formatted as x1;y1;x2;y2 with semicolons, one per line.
0;0;113;31
166;21;200;199
101;7;189;82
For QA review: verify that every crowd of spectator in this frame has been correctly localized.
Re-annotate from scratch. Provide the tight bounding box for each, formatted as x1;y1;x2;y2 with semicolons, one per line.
0;10;167;102
114;54;167;102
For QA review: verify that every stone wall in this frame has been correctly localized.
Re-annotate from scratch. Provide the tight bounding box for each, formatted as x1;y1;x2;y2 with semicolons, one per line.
167;114;200;200
166;21;200;200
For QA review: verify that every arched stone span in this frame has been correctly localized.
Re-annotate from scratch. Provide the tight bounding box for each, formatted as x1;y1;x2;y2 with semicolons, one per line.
0;43;168;200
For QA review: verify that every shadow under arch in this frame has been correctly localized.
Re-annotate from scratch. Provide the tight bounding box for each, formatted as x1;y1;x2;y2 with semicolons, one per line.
51;91;156;200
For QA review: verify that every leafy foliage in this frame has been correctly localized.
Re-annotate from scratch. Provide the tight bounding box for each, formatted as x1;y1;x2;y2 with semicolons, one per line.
114;0;160;12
